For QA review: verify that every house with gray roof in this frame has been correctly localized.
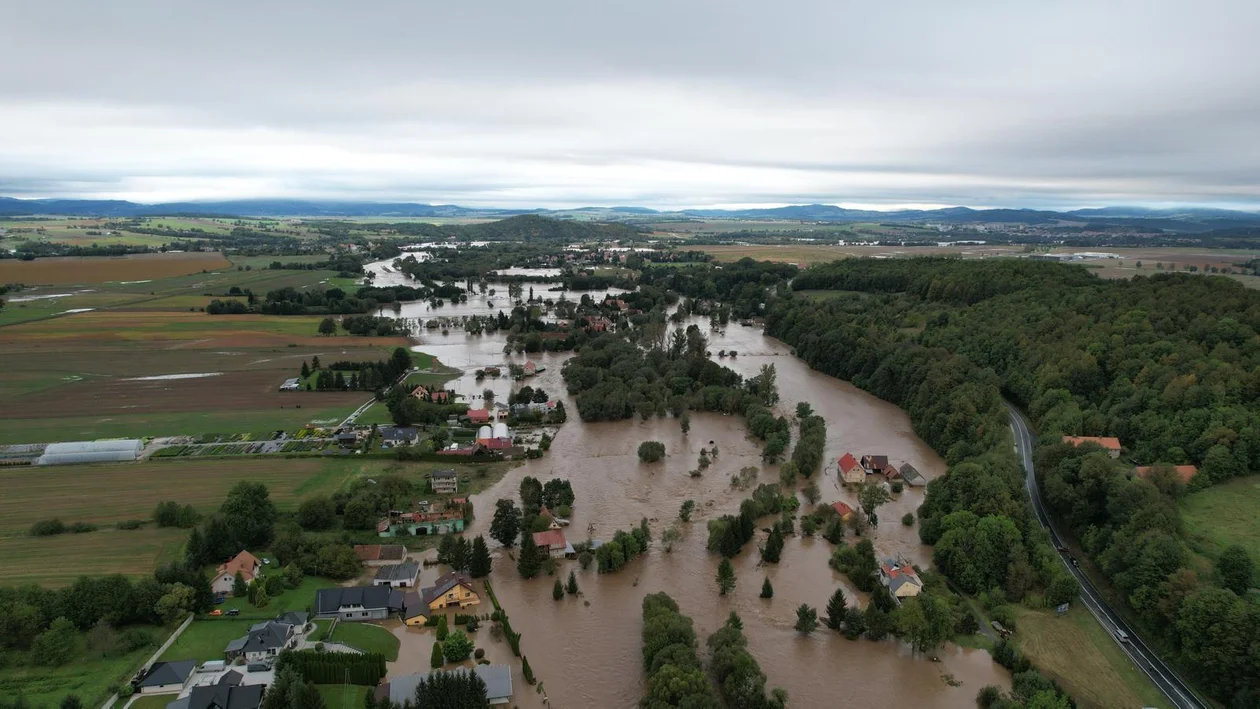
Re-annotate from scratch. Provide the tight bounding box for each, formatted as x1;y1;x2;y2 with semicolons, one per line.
373;559;420;588
898;463;926;487
380;426;418;445
379;665;513;705
223;615;302;663
136;660;196;693
315;585;404;621
166;672;263;709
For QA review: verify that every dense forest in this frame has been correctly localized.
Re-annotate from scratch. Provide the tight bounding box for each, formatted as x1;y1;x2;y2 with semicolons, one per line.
766;258;1260;706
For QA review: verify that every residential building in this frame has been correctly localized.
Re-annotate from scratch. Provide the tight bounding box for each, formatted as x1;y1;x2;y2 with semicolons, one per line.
379;665;513;706
403;591;429;626
354;544;407;566
466;408;492;424
166;672;264;709
419;571;481;612
314;586;404;621
838;453;865;484
1133;464;1198;484
532;529;573;558
380;426;418;446
522;361;537;376
430;469;459;494
831;501;855;520
212;551;261;596
373;560;421;588
879;556;924;601
136;660;195;694
224;614;305;663
1061;435;1122;458
898;463;927;487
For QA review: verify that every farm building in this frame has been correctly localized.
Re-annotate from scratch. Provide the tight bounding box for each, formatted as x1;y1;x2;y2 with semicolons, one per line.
879;556;924;601
373;560;421;588
278;378;301;392
1061;435;1122;458
377;509;465;537
532;529;573;558
35;439;142;466
354;544;407;565
838;453;865;484
898;463;926;487
1133;464;1198;484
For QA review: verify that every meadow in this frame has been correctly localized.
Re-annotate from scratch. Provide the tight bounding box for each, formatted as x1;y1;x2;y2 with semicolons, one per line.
1013;606;1169;709
1181;474;1260;576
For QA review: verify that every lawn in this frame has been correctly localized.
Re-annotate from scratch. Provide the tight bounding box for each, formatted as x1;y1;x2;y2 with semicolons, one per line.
328;622;399;661
1013;606;1169;709
128;695;180;709
214;576;338;619
316;685;371;708
161;619;255;662
0;643;155;708
1181;475;1260;575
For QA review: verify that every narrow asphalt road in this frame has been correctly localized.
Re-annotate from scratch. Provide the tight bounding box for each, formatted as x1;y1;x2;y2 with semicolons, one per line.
1006;403;1206;709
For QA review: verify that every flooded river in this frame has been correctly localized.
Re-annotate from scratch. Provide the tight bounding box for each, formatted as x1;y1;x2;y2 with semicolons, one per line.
364;258;1008;706
387;323;1008;707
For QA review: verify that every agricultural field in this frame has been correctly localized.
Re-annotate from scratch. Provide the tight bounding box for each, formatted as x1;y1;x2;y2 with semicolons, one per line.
0;637;157;708
228;253;330;269
0;457;503;585
0;251;231;285
1181;475;1260;576
1013;605;1169;709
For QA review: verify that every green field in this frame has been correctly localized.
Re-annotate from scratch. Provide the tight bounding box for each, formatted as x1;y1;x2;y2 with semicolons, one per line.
1013;606;1168;709
328;622;399;661
0;641;156;708
229;253;330;269
0;458;501;585
0;408;358;445
316;685;371;708
1181;475;1260;578
128;695;180;709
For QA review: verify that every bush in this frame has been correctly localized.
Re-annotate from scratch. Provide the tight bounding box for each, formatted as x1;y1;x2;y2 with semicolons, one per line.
116;519;145;530
637;441;666;463
891;480;904;494
474;648;485;660
30;518;66;536
68;522;98;534
901;513;915;526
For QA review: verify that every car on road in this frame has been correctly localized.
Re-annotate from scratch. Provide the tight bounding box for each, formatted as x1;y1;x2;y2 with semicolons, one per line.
1115;629;1130;643
226;608;240;616
1069;556;1080;567
1055;545;1068;553
209;609;223;616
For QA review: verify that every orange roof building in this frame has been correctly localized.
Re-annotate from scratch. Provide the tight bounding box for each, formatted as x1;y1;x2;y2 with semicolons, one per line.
831;501;855;520
1133;465;1198;484
1062;436;1122;458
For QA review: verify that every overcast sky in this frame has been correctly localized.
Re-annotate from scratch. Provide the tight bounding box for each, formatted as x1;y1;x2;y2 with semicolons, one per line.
2;1;1258;210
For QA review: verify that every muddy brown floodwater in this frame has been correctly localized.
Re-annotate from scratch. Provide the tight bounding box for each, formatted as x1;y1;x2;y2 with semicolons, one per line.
391;315;1010;708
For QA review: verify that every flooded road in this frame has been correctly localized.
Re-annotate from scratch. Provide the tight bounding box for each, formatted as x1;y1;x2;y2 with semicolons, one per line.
392;319;1009;707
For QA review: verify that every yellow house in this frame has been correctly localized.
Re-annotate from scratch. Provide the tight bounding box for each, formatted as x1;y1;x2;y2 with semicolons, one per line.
420;571;481;612
404;604;428;627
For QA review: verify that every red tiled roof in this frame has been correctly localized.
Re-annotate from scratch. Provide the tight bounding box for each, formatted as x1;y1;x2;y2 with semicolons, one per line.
831;501;855;517
1062;436;1121;451
355;544;382;561
216;551;260;581
1134;465;1198;483
466;409;491;422
839;453;861;472
532;529;567;549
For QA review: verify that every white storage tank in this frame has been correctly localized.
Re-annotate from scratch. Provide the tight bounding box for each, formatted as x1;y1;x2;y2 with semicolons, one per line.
492;423;510;440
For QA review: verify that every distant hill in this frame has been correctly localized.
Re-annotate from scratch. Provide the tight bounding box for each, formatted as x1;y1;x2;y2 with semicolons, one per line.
1;196;1257;231
458;214;642;241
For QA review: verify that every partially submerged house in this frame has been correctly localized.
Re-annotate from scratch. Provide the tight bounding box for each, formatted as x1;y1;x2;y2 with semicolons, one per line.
314;586;405;621
212;551;261;596
1062;435;1122;458
377;509;465;537
898;463;926;487
879;556;924;602
379;665;513;706
373;560;421;588
411;572;481;622
838;453;865;484
532;529;573;558
136;660;196;694
831;501;855;520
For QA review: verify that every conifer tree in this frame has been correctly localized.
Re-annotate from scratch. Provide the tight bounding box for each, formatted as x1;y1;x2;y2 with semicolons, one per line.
760;577;774;599
824;587;847;630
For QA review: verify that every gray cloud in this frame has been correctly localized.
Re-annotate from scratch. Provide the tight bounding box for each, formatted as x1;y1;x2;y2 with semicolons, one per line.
1;0;1258;208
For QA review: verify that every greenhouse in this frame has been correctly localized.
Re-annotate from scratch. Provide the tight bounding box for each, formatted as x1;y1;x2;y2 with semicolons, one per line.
35;439;143;466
